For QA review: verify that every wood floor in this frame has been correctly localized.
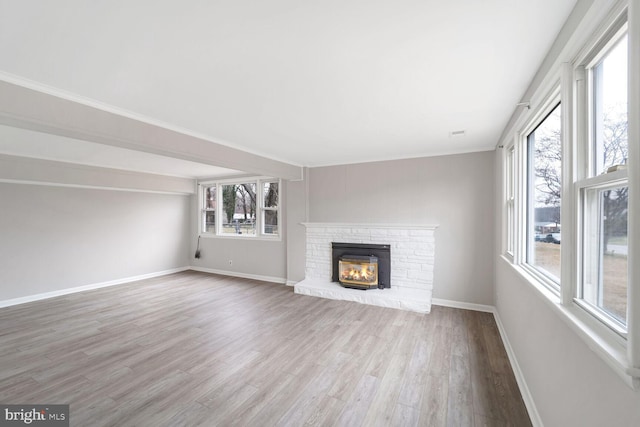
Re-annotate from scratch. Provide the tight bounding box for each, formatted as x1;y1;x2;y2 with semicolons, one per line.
0;271;531;426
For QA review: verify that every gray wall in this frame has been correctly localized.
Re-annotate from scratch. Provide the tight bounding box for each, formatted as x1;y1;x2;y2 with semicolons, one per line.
0;182;191;300
302;151;495;305
495;261;640;426
190;181;289;282
190;236;287;281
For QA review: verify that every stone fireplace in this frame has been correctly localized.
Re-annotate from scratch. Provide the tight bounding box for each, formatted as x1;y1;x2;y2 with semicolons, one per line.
294;223;437;313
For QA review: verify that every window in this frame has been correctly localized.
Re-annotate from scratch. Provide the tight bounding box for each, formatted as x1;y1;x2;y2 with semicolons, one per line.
577;28;629;331
592;34;628;176
200;177;281;239
501;4;638;386
526;102;562;288
581;183;628;328
203;185;216;233
261;181;279;235
505;145;515;256
221;183;257;236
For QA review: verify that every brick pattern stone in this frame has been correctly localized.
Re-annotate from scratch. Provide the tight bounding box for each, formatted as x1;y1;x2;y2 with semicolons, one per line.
303;224;436;294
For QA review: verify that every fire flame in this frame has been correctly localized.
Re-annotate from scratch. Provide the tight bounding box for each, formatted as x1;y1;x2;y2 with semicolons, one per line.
340;264;375;283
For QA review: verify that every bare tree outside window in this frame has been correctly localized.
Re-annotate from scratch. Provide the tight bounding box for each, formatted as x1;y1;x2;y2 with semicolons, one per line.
581;33;629;325
527;103;562;282
201;179;279;238
262;182;279;235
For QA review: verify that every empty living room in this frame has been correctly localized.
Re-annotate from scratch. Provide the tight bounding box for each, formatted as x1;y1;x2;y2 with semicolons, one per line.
1;1;639;426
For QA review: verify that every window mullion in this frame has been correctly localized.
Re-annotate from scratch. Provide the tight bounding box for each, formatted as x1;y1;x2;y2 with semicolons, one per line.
560;63;575;305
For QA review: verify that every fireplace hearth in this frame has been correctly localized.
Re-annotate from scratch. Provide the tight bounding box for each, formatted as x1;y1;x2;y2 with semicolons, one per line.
332;242;391;289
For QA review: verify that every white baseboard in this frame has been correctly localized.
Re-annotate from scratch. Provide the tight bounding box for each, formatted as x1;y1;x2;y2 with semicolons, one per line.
431;298;494;313
188;266;286;285
492;310;542;427
0;267;190;308
285;280;299;287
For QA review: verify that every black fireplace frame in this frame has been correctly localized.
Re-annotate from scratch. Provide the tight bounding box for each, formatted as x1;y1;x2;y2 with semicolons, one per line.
331;242;391;289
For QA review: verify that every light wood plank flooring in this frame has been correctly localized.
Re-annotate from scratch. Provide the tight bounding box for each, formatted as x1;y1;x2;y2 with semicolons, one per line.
0;271;531;426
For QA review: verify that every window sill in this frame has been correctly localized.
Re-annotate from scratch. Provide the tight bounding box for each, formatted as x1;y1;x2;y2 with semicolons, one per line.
199;233;282;242
500;255;640;389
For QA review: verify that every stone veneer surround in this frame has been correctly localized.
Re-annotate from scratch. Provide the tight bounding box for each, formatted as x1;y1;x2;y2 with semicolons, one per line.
294;223;437;313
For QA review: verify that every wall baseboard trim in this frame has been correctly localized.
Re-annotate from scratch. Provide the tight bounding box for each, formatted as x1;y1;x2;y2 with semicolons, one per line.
189;266;287;285
285;280;299;287
431;298;494;313
492;310;542;427
0;267;190;308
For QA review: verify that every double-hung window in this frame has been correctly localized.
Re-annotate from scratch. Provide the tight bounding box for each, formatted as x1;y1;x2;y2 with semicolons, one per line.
200;177;281;239
577;24;629;333
261;181;279;235
505;145;515;257
502;2;638;386
524;101;563;291
203;185;217;233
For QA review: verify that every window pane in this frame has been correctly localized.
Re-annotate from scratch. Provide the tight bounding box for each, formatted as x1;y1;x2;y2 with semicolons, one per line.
221;183;256;236
263;182;278;235
527;103;562;283
593;34;628;175
582;185;628;326
203;186;216;233
263;182;278;208
506;148;514;199
506;147;515;254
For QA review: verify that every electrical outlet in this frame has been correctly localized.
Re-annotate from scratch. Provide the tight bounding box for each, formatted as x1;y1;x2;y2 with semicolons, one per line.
228;260;233;266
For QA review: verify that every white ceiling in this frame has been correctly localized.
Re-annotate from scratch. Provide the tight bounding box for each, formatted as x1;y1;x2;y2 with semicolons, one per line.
0;0;578;177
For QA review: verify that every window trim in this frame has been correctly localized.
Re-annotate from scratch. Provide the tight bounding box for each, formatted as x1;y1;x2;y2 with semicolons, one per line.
520;95;563;295
575;19;630;334
576;170;629;335
260;180;280;236
586;24;629;177
500;1;640;388
504;144;515;259
198;176;282;241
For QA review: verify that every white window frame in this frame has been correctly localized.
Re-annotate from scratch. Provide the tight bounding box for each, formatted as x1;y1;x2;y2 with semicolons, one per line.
500;1;640;388
576;173;629;334
198;177;282;241
574;18;630;335
260;180;280;235
517;90;563;296
504;144;515;259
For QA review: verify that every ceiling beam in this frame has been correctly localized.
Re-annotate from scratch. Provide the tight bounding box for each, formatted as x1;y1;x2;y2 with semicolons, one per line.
0;80;303;181
0;154;195;194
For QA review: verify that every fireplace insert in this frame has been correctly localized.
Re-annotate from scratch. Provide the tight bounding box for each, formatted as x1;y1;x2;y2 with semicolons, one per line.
332;242;391;289
338;255;379;289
